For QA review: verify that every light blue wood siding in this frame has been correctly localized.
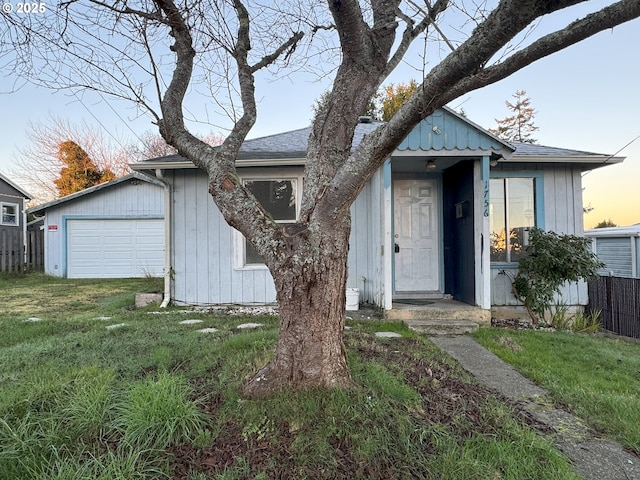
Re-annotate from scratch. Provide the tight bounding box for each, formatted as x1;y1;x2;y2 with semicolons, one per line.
491;165;588;306
42;179;164;277
170;169;277;306
170;168;386;306
543;166;584;235
348;168;384;305
171;163;589;307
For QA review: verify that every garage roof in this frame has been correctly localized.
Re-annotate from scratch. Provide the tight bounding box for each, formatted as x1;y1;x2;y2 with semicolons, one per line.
586;223;640;238
27;172;164;215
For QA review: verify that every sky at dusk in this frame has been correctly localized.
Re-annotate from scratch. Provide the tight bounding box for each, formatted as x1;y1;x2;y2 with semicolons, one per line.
0;2;638;229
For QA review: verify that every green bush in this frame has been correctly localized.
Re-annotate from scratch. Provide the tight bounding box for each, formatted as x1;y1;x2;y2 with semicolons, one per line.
510;228;603;325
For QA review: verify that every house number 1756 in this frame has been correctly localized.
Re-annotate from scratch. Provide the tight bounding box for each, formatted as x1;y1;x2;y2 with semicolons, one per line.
483;181;489;217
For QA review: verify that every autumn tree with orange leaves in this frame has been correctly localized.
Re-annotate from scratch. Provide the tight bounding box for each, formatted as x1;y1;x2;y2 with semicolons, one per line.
381;80;419;121
54;140;115;196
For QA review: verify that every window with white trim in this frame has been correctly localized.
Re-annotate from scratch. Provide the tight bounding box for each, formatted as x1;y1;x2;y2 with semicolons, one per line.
490;177;536;263
1;202;19;226
243;178;298;265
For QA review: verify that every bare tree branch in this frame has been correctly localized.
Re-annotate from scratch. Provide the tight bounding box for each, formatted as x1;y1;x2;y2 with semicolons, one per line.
250;31;304;73
88;0;164;23
328;0;639;213
446;0;640;97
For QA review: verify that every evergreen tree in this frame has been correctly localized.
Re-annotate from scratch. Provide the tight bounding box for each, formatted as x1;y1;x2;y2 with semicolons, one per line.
594;219;617;228
54;140;115;196
489;90;539;143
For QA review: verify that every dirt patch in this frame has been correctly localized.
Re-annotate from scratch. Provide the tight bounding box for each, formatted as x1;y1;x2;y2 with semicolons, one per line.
491;316;534;329
170;421;366;479
169;336;547;479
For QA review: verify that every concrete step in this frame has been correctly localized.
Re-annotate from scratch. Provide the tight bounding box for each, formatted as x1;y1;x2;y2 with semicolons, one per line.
405;319;479;335
386;305;490;323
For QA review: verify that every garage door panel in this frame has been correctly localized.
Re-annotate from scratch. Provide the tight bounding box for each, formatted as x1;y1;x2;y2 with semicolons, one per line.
67;219;164;278
103;251;134;260
109;237;135;245
72;235;103;245
73;253;104;263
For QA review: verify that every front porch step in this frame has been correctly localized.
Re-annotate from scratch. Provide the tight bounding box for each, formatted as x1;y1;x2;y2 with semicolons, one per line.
385;299;489;335
404;319;479;335
386;302;490;323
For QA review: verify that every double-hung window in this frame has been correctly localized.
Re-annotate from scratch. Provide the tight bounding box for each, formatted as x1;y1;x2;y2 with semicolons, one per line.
242;178;298;266
1;202;18;226
490;177;537;263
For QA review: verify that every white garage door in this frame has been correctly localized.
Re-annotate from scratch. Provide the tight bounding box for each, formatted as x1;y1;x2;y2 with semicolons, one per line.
67;219;164;278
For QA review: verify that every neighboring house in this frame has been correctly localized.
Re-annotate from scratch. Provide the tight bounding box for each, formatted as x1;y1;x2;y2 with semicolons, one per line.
131;107;622;315
0;172;32;268
26;172;165;278
26;216;44;232
586;223;640;278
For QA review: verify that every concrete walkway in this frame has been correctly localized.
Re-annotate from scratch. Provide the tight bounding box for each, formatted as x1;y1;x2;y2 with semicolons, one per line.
429;335;639;480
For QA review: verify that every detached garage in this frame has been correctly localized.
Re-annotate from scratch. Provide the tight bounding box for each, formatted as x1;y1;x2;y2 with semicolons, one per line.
27;173;165;278
586;223;640;278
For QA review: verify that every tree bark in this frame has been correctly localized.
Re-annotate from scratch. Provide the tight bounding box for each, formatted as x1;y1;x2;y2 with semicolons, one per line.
243;215;352;398
13;0;635;400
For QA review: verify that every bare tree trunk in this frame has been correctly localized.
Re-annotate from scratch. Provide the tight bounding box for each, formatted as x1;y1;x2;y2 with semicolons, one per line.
243;216;352;398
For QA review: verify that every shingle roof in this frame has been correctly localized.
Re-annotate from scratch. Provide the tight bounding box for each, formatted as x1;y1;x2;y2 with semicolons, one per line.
237;121;383;158
133;116;618;167
509;142;609;158
238;126;310;156
142;122;384;164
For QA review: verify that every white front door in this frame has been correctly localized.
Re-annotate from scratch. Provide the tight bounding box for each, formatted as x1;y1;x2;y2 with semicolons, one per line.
393;179;440;292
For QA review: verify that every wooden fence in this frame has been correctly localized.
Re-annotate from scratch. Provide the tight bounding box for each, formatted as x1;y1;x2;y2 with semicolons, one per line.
587;276;640;339
0;229;44;273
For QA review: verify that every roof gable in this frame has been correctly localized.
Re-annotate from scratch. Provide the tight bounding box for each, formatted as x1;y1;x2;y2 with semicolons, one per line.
237;107;511;156
26;172;163;214
397;107;512;152
0;171;32;199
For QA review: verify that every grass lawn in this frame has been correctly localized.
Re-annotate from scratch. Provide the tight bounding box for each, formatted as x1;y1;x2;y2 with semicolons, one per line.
0;273;581;479
474;327;640;454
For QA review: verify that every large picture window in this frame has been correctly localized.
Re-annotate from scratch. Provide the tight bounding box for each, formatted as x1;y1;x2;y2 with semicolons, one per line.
490;177;536;263
1;202;18;226
243;179;298;265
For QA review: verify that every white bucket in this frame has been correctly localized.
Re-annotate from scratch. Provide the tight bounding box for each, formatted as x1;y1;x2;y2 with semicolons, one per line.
346;288;360;311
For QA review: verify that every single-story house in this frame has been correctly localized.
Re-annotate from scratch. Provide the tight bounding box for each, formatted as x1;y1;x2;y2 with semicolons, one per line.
586;223;640;278
0;171;32;268
27;172;165;278
131;107;622;316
